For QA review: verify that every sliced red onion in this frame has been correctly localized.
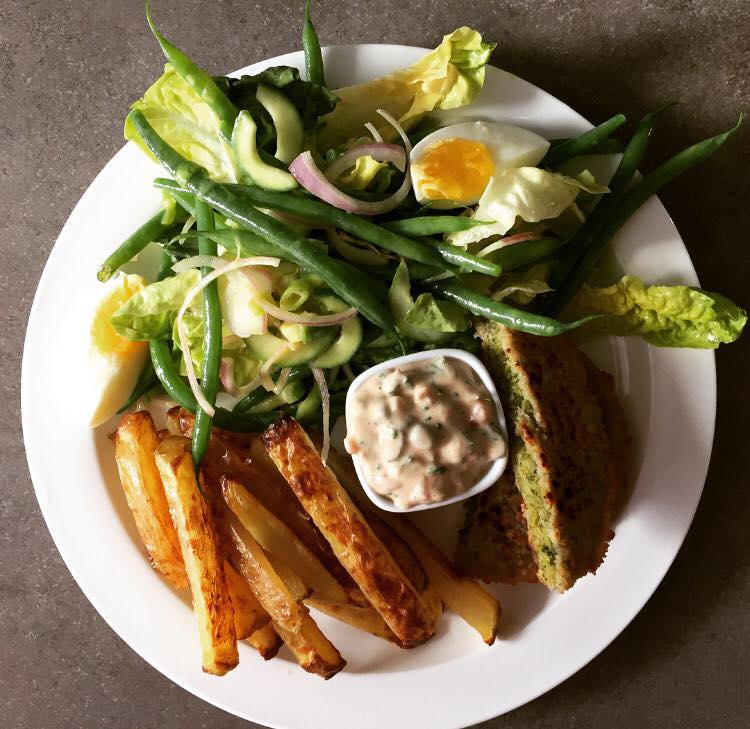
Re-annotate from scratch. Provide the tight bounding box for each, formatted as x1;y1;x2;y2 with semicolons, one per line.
172;254;224;274
364;121;383;143
312;367;330;464
219;358;236;395
255;298;358;327
476;233;539;258
259;344;293;392
325;143;406;182
289;109;413;216
273;367;292;395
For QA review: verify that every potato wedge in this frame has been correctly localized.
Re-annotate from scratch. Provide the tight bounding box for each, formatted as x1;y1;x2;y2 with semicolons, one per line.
154;437;239;675
305;597;399;644
113;412;187;591
248;622;282;660
263;416;437;647
222;476;348;603
226;513;305;634
173;408;357;594
385;516;501;645
265;552;310;602
224;561;269;640
274;614;346;679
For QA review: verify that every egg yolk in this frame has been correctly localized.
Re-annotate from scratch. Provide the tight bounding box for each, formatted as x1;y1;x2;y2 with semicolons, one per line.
91;275;146;356
414;138;495;201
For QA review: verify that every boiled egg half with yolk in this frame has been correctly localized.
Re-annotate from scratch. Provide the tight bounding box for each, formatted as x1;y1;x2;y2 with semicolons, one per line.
88;273;150;427
409;122;550;207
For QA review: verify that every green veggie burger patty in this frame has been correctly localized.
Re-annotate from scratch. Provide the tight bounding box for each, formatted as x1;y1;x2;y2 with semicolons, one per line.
457;321;630;592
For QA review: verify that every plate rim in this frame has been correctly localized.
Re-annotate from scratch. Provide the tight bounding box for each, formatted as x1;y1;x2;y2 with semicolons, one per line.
21;42;716;729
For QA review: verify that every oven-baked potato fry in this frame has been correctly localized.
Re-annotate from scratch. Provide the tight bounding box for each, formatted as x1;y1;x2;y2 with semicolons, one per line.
113;412;187;590
248;622;282;660
223;560;269;640
265;552;310;602
222;477;348;603
154;437;239;675
385;517;501;645
274;614;346;679
263;416;437;648
227;514;305;634
305;597;399;643
172;408;357;594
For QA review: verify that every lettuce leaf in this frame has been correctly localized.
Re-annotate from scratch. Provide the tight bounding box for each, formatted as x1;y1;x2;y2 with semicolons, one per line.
125;65;240;183
492;263;553;305
404;293;470;332
316;27;495;150
111;270;200;341
448;168;608;247
567;275;747;348
389;262;452;343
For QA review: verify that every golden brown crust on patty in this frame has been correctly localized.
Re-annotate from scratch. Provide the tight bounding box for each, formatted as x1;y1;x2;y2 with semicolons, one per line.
457;323;630;592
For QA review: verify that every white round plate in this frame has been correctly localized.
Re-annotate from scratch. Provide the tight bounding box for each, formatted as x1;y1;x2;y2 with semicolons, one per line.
22;45;715;729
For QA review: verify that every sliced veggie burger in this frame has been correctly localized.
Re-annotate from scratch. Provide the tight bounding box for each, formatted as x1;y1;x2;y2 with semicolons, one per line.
457;322;630;592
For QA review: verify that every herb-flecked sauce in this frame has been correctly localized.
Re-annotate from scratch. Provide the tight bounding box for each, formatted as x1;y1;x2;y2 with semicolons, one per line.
345;356;506;509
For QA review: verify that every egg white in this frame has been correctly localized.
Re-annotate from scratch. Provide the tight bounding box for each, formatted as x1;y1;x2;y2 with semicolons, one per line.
409;121;550;207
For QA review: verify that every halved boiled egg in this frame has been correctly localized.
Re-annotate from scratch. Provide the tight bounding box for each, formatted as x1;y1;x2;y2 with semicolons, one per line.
88;273;149;427
409;122;550;207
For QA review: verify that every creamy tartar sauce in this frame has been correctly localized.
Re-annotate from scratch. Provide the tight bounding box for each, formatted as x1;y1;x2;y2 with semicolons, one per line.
344;356;506;509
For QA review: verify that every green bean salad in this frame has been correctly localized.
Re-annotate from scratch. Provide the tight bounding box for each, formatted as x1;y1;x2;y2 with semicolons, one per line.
90;0;746;470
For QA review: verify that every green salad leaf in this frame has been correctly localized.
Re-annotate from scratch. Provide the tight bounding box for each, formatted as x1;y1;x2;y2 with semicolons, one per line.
215;66;337;132
405;293;470;332
448;168;608;247
125;65;240;183
111;269;200;341
567;275;747;348
316;27;495;150
389;262;454;343
492;263;554;305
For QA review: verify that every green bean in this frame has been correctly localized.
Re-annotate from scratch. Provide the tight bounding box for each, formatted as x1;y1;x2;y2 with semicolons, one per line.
428;239;501;276
548;115;743;316
491;237;566;273
546;137;625;155
190;199;223;469
145;1;237;141
97;207;184;282
428;279;598;336
228;183;497;275
128;110;395;333
233;366;310;412
383;216;491;236
117;361;159;414
230;184;449;269
303;0;326;86
541;114;626;167
540;109;664;314
149;340;278;432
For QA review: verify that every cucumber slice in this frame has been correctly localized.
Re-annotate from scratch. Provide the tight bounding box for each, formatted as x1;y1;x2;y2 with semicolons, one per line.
312;317;363;367
245;329;337;366
256;84;304;165
231;110;297;191
295;385;322;423
248;379;307;414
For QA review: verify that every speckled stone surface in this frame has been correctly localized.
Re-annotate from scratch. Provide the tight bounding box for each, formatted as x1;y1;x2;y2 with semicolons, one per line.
3;1;749;727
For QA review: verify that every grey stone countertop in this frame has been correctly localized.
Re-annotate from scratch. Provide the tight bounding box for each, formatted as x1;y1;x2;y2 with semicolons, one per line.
2;1;748;727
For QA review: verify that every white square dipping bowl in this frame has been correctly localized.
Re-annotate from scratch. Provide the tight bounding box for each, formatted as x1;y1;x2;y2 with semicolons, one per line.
344;348;509;513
